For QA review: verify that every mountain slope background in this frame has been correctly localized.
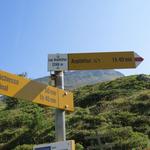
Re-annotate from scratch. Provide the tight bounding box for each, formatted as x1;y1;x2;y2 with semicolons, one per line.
0;74;150;149
36;70;124;89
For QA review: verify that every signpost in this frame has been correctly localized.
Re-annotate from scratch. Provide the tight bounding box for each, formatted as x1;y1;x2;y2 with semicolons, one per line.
0;50;143;149
33;140;75;150
48;50;144;149
0;70;74;112
48;51;143;71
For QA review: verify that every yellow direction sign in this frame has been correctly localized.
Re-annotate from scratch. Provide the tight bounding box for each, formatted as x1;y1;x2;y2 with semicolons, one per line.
48;51;144;70
0;70;74;111
68;51;143;70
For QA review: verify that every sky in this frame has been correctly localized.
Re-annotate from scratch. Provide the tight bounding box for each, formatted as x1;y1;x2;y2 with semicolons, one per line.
0;0;150;79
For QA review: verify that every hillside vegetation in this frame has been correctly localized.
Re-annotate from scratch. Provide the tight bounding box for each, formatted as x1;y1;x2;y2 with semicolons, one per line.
0;74;150;149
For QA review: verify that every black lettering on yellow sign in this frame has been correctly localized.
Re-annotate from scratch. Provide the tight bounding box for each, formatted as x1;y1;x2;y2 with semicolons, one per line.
0;74;19;85
71;58;91;64
44;87;56;96
112;57;133;63
0;83;8;91
40;94;56;103
92;58;101;63
71;58;102;64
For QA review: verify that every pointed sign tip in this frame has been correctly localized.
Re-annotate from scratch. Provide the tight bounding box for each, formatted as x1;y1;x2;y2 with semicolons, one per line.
135;56;144;62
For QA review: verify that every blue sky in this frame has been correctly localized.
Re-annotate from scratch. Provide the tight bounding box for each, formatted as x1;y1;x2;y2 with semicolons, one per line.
0;0;149;79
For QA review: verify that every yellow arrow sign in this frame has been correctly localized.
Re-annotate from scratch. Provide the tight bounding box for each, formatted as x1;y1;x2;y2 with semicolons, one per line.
68;51;143;70
48;51;144;71
0;70;74;112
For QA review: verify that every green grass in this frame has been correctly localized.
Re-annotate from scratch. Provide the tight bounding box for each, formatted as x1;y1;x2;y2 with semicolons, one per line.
0;74;150;149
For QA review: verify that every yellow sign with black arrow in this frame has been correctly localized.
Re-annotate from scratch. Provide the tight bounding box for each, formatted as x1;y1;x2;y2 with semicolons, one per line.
0;70;74;112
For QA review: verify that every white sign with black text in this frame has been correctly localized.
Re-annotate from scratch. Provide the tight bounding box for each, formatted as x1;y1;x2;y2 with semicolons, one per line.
48;54;68;71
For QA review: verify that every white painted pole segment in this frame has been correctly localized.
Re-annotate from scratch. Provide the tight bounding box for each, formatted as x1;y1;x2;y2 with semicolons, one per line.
54;71;66;141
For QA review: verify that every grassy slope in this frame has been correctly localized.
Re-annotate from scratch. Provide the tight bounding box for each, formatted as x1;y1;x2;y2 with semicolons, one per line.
0;74;150;149
69;74;150;149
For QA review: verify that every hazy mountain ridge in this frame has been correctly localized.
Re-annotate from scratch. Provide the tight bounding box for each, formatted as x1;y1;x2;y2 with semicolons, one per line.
36;70;124;89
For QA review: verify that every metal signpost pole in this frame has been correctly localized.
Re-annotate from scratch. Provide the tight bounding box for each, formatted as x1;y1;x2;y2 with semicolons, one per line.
53;71;66;141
